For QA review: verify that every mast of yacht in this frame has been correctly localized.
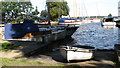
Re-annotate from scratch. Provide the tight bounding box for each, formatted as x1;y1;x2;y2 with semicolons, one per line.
75;0;77;17
47;0;51;29
79;8;80;17
96;4;100;19
73;0;75;17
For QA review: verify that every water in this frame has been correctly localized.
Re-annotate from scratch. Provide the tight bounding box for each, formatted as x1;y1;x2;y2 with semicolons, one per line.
72;23;119;49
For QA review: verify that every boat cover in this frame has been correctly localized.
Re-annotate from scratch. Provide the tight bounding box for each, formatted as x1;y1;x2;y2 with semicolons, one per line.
5;19;39;39
58;18;78;23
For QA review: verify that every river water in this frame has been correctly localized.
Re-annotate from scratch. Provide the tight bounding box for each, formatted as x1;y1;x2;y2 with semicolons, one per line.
71;23;119;49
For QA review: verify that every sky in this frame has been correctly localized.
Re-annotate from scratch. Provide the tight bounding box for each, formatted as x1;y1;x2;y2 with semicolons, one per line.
30;0;120;17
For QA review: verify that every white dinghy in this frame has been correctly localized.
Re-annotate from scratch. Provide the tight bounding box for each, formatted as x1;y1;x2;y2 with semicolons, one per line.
60;45;95;62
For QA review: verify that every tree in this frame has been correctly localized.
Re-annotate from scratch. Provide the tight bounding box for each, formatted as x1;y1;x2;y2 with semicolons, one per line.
108;13;112;17
1;2;33;23
31;6;40;21
32;6;39;15
41;1;69;21
40;10;47;18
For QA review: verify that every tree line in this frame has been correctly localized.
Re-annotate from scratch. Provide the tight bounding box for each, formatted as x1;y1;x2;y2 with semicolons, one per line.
1;1;69;24
1;2;39;23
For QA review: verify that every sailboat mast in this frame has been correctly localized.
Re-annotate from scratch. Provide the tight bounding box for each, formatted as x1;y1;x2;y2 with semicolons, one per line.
47;0;51;28
79;8;80;17
73;0;75;17
75;0;77;17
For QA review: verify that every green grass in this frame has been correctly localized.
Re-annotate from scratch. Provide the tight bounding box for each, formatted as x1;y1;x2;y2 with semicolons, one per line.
2;58;64;66
0;43;16;52
2;58;81;68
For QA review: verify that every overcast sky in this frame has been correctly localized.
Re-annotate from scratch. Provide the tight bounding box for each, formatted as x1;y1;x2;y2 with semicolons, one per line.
30;0;120;17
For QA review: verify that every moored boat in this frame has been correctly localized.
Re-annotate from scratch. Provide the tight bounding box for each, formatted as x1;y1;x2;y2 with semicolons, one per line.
65;26;79;37
4;19;67;43
60;45;95;62
101;17;116;26
58;18;84;25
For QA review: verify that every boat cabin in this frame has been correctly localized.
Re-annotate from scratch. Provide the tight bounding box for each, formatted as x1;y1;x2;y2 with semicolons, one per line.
102;17;114;22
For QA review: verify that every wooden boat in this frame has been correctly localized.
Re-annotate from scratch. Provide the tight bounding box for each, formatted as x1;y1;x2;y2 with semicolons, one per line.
60;45;95;62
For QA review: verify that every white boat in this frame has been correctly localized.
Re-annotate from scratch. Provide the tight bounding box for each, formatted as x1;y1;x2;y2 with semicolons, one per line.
60;45;95;62
102;22;116;26
101;17;116;26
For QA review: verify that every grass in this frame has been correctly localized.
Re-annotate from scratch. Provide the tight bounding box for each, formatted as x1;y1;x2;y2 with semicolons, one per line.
2;58;64;66
2;58;81;68
0;43;17;52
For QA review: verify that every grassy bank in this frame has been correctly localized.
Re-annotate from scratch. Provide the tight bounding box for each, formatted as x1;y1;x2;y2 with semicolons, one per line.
2;58;81;68
2;58;64;66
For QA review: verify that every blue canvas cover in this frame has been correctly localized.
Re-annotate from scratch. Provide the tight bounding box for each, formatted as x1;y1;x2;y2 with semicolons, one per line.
58;18;66;23
73;19;78;22
58;18;79;23
5;19;39;39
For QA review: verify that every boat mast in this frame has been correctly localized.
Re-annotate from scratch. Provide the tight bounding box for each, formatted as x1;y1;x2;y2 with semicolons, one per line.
96;3;100;19
79;8;80;17
47;0;51;29
73;0;75;17
75;0;77;17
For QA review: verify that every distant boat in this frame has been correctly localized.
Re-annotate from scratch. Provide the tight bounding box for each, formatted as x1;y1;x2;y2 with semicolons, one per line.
87;18;100;23
58;0;84;25
101;17;116;26
58;18;84;25
60;45;95;62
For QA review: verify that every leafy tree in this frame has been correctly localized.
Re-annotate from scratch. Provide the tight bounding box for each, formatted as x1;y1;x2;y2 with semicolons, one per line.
1;2;33;23
31;6;40;21
108;13;112;17
32;6;39;15
41;1;69;21
40;10;47;18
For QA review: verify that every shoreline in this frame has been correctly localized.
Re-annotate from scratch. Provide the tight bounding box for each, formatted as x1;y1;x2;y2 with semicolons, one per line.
1;39;120;67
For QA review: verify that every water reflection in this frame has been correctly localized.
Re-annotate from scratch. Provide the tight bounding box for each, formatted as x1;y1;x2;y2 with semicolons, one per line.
72;23;118;49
